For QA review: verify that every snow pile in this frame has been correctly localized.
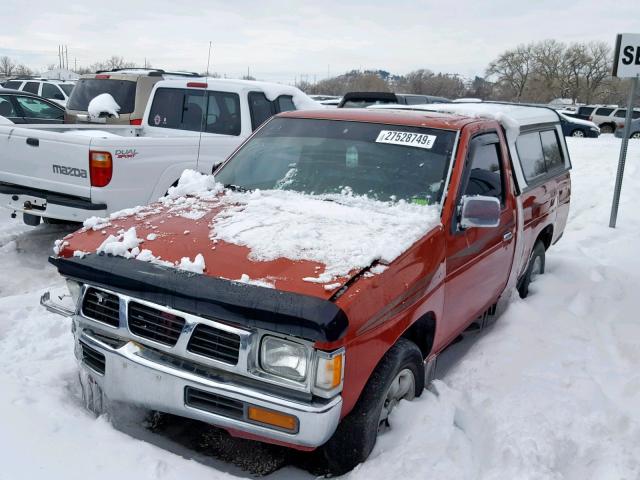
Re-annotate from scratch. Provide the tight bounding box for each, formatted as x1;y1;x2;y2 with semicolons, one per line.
236;273;274;289
87;93;120;119
212;189;440;282
97;227;142;258
163;169;223;201
178;254;206;274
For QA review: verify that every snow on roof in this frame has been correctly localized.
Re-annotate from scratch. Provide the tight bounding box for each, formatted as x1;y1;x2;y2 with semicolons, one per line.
156;77;321;110
370;102;560;141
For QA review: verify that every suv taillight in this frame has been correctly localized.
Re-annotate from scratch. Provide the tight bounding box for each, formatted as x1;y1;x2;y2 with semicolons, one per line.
129;118;142;126
589;116;593;121
95;74;110;79
89;151;113;187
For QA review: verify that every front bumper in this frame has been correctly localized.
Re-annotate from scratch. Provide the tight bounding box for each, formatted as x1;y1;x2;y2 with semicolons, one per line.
74;327;342;448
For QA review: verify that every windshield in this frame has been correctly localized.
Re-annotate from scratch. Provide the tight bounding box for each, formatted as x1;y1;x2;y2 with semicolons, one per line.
67;79;136;113
59;84;74;96
215;117;456;205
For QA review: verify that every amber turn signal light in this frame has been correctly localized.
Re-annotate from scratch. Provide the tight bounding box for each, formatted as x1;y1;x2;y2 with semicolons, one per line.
247;406;298;432
89;151;113;187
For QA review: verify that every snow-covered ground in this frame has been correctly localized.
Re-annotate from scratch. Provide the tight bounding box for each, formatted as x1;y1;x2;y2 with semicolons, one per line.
0;136;639;479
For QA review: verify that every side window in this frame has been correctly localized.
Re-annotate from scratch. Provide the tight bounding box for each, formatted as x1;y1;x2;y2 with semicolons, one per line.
147;88;206;131
516;132;546;182
634;111;640;119
276;95;295;113
248;92;275;130
578;106;594;116
15;96;62;119
464;139;503;202
41;83;65;100
0;96;17;117
3;81;23;90
540;130;564;172
614;110;626;118
594;107;614;116
205;91;241;136
23;82;40;94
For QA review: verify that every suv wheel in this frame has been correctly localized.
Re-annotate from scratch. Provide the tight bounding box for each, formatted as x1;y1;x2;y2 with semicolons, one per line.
600;124;614;134
571;129;585;137
631;132;640;139
322;338;424;476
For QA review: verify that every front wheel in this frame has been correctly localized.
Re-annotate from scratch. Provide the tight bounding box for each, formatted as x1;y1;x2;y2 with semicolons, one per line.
600;124;614;134
518;240;546;298
322;338;424;476
571;129;585;137
631;132;640;139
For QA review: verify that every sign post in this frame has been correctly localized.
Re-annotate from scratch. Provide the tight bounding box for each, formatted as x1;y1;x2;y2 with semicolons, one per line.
609;33;640;228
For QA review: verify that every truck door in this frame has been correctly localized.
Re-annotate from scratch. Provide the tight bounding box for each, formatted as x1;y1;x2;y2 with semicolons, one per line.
443;132;517;337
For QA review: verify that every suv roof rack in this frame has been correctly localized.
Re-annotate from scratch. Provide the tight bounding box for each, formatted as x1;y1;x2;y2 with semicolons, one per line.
94;68;200;78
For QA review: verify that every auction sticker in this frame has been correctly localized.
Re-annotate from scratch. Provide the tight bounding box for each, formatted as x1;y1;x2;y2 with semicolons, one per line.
375;130;436;149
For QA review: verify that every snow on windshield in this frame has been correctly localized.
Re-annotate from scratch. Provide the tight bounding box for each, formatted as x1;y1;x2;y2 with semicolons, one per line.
211;187;440;282
87;93;120;119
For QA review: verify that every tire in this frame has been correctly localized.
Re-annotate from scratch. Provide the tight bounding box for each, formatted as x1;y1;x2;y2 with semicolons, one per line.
600;124;614;134
631;132;640;139
518;240;546;298
322;338;424;476
571;129;585;137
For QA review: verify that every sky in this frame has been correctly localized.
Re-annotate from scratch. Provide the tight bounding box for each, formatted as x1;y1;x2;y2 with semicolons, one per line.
1;0;639;84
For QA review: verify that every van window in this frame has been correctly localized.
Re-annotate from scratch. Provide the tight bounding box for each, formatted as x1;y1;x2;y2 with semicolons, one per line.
516;132;546;182
23;82;40;95
148;88;241;135
248;92;275;130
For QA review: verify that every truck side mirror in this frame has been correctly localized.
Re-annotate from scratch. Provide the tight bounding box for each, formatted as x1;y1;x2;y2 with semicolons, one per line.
459;195;501;229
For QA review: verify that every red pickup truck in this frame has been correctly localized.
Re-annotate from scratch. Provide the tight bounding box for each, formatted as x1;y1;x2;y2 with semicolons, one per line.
44;103;571;474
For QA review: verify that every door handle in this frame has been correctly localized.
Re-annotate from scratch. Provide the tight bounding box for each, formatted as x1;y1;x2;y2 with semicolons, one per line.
26;138;39;147
502;231;513;241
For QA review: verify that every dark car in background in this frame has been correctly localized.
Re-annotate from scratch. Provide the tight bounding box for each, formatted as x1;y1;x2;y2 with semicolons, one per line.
338;91;451;108
558;112;600;138
0;88;65;124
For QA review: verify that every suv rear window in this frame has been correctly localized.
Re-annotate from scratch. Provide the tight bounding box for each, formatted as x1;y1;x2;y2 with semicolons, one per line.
594;107;614;116
23;82;40;94
67;79;136;114
148;88;241;135
577;106;595;116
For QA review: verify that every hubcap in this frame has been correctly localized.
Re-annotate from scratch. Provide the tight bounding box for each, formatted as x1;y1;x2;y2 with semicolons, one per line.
379;368;415;429
530;256;543;281
572;130;584;137
632;133;640;139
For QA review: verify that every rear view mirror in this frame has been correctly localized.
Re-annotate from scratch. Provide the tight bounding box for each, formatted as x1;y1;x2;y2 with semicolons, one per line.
459;195;501;229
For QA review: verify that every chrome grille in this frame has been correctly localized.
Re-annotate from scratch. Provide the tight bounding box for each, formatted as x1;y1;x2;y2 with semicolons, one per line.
127;301;185;346
80;341;106;374
187;323;241;365
184;387;244;419
82;287;120;327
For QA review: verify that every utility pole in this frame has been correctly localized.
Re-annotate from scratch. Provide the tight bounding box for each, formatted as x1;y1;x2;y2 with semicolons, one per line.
65;45;69;70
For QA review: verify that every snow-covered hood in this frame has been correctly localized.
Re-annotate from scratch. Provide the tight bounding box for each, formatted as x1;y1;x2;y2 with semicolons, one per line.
56;171;441;300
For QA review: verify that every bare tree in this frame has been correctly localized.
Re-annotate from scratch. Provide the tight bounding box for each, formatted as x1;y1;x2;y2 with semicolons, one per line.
13;64;33;77
0;56;15;77
532;39;565;100
486;44;535;101
582;41;612;103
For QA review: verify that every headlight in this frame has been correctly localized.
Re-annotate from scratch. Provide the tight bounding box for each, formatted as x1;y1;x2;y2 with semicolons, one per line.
260;336;309;382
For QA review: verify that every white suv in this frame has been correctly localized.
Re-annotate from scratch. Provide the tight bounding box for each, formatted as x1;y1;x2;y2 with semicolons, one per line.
587;105;640;134
2;78;75;107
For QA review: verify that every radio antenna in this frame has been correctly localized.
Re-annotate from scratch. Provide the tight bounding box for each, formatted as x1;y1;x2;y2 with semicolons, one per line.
196;41;213;166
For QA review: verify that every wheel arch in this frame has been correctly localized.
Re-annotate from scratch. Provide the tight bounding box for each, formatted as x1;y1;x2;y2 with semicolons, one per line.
401;311;436;359
537;224;554;250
